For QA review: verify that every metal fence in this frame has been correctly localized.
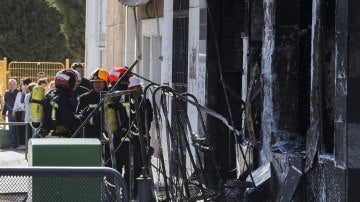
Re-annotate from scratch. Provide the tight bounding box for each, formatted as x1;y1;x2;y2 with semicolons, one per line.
8;61;66;83
0;167;129;202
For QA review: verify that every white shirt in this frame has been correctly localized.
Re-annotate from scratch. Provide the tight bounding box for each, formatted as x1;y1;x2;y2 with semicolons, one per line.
13;92;25;112
24;93;31;123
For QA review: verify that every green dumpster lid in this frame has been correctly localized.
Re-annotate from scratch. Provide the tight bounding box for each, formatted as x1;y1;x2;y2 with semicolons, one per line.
29;138;101;145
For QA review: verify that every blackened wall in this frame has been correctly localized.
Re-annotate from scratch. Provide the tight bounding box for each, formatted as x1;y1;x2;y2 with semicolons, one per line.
205;0;245;181
273;0;302;136
347;0;360;194
249;0;264;166
306;160;346;201
347;0;360;165
321;0;336;154
307;0;360;201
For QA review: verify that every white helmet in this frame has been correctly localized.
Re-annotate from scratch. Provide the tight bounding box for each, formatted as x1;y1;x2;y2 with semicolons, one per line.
128;76;141;88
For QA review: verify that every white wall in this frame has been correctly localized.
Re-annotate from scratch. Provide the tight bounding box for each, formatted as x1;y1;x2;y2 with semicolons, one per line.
85;0;107;77
162;0;173;85
141;18;163;84
155;0;173;174
125;7;137;68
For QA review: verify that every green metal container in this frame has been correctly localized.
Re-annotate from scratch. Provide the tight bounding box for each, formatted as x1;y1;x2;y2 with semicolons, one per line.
28;138;102;202
28;138;101;166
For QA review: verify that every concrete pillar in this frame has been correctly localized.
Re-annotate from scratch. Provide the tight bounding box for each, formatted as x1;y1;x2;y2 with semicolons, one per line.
260;0;276;163
105;0;127;70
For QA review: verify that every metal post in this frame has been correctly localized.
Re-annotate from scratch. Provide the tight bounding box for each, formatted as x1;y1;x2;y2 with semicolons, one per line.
25;123;29;159
65;59;70;69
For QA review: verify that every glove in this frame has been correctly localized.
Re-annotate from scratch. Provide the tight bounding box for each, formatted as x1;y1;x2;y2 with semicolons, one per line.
37;129;47;138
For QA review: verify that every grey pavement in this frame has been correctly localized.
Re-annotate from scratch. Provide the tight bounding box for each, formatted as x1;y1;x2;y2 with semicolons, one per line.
0;148;28;167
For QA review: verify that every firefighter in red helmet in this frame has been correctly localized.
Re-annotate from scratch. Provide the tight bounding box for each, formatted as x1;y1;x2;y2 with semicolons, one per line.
109;66;132;91
107;66;135;194
37;69;79;137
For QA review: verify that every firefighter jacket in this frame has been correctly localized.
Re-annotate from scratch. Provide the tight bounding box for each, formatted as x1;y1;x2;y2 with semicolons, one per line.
38;87;78;137
71;86;89;111
76;90;103;139
80;78;92;90
112;96;130;142
130;96;153;136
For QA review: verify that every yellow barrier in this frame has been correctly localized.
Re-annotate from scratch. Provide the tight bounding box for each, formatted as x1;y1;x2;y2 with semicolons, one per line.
0;57;8;121
0;57;8;98
8;62;65;84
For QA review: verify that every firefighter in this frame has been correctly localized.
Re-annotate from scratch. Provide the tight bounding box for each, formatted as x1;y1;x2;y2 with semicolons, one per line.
128;76;153;135
109;66;132;90
37;69;79;138
108;66;133;194
76;68;109;139
70;70;89;111
128;76;154;198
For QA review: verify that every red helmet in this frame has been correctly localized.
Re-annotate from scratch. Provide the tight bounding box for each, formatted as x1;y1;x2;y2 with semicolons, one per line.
109;66;133;85
55;69;77;90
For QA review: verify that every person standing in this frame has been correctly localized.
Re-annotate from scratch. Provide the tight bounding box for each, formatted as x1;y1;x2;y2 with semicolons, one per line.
2;79;19;148
37;69;79;138
37;71;47;81
70;70;89;111
108;66;134;196
128;76;154;197
24;83;37;138
71;63;91;90
13;78;32;146
76;68;109;139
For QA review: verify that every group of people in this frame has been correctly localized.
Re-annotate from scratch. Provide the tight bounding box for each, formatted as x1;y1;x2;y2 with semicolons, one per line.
2;63;153;199
75;66;154;198
2;71;57;149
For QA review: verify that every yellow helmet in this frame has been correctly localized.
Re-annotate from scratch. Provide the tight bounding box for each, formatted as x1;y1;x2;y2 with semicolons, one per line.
89;68;109;86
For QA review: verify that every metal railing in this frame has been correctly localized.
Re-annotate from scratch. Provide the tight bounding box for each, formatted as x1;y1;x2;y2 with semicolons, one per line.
0;122;30;157
0;166;129;202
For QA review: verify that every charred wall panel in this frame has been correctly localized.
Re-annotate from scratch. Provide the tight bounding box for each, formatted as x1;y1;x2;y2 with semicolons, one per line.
346;0;360;169
249;1;263;116
347;0;360;123
321;0;335;154
205;0;245;181
306;160;346;201
249;0;264;166
205;0;222;184
348;168;360;201
297;0;312;136
334;0;348;167
273;0;302;136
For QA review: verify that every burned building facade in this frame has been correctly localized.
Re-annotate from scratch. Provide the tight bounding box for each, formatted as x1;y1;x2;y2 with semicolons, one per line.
208;0;360;201
104;0;360;200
